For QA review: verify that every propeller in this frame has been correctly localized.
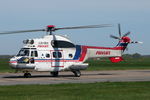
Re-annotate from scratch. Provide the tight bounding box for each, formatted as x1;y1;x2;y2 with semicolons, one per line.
118;23;121;38
110;35;120;40
123;31;130;37
110;24;143;52
110;24;143;44
110;24;130;40
0;24;112;35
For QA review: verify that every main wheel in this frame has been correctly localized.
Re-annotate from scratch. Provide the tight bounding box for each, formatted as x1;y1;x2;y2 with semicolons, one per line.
50;71;59;77
24;73;31;78
73;70;81;77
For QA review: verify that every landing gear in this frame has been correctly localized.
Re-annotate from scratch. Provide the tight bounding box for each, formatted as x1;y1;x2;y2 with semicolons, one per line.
51;71;59;77
24;73;31;78
72;70;81;77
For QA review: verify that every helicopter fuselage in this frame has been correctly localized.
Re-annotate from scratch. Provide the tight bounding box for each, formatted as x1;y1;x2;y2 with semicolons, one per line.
9;34;127;77
0;24;138;77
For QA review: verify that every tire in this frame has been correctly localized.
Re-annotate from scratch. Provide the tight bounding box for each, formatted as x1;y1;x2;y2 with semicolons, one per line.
24;73;31;78
51;71;59;77
73;70;81;77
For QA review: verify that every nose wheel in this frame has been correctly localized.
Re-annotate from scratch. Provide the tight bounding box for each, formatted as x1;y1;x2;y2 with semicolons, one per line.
24;73;31;78
72;70;81;77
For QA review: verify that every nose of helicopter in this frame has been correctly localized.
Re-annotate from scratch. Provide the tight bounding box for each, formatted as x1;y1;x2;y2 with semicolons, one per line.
9;57;17;68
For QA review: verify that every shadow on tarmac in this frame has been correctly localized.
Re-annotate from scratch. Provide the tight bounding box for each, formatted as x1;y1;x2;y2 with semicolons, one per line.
3;72;115;78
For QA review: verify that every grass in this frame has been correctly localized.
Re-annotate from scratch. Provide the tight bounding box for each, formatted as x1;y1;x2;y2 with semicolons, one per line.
0;58;15;72
0;57;150;72
87;57;150;70
0;82;150;100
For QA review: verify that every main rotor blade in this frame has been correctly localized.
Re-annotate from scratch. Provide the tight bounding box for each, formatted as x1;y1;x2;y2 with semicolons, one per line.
118;24;121;38
110;35;120;40
123;31;130;37
55;24;112;30
0;29;45;35
0;24;112;35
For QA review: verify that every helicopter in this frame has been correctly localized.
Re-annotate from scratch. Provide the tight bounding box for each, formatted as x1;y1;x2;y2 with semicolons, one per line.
1;24;142;78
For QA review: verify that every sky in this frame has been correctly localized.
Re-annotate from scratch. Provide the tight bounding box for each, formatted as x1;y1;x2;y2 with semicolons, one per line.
0;0;149;55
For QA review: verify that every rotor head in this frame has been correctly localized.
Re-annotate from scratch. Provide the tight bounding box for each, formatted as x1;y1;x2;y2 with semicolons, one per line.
121;36;131;43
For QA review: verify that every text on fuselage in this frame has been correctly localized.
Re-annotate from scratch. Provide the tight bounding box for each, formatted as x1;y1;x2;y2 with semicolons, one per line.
38;42;49;47
96;51;110;55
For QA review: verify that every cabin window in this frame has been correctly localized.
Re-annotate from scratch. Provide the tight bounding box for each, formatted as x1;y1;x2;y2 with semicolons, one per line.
51;40;75;48
31;51;38;57
53;52;62;58
46;54;50;58
69;54;73;58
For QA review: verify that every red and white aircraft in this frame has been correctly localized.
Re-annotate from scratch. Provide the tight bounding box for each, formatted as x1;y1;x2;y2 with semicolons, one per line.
1;24;141;77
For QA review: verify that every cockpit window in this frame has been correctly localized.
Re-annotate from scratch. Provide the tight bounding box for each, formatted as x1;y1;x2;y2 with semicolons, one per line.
17;49;29;56
51;40;75;48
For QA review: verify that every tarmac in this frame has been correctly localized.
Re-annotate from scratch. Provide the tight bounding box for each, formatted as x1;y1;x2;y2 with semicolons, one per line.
0;70;150;85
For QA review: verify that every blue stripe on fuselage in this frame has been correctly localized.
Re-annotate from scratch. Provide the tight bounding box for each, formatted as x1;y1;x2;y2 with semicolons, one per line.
73;45;81;60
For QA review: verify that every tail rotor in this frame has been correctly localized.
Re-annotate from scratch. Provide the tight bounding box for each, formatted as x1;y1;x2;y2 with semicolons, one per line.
110;24;143;52
110;24;131;41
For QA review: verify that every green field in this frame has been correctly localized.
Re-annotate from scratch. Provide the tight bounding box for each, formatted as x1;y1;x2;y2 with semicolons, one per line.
0;58;15;72
0;82;150;100
87;57;150;70
0;57;150;72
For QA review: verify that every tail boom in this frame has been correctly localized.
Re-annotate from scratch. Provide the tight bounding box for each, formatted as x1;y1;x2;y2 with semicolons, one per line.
76;37;130;63
80;46;123;62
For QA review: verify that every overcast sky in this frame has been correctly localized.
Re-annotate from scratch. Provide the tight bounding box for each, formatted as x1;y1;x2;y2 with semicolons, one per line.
0;0;149;55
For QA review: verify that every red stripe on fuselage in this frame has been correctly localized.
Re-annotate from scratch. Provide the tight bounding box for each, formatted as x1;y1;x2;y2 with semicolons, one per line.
84;46;124;50
79;46;87;61
9;61;17;63
35;60;80;62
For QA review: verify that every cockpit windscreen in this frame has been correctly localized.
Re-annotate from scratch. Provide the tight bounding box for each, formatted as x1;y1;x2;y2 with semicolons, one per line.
17;49;29;56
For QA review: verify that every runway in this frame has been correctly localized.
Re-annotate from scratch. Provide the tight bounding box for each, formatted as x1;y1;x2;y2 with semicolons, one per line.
0;70;150;85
